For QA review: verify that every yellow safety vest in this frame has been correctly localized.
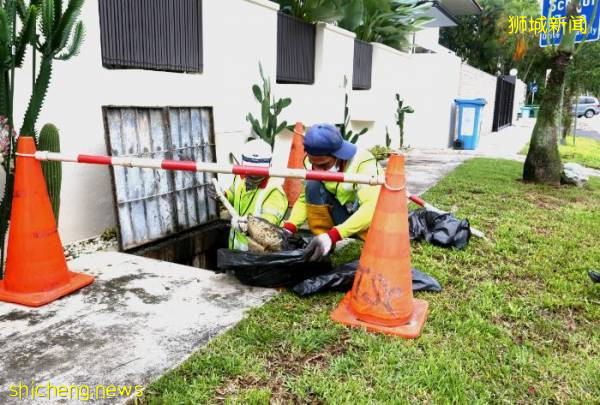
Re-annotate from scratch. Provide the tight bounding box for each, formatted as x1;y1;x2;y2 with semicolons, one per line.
288;149;381;238
227;176;288;251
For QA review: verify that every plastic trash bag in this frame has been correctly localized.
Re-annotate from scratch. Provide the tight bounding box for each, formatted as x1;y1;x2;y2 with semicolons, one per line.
292;259;442;296
217;237;332;288
409;208;471;249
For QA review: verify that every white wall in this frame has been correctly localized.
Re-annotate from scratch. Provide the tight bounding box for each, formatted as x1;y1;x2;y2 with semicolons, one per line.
9;0;521;243
458;63;498;135
514;79;527;120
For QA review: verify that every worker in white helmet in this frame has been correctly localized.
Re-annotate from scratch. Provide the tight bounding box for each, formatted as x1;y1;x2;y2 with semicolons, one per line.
208;139;288;251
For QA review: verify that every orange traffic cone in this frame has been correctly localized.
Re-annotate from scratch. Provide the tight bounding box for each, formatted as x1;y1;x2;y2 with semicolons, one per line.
0;136;94;307
283;122;305;207
331;153;428;338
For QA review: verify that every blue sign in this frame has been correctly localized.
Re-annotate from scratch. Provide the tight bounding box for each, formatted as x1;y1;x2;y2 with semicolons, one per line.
531;84;539;93
540;0;600;47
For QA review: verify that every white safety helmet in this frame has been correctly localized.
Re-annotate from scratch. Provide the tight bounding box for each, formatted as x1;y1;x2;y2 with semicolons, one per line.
241;139;272;167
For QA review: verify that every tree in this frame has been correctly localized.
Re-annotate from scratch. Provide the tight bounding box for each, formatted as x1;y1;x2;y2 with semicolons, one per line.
439;0;541;76
523;0;598;184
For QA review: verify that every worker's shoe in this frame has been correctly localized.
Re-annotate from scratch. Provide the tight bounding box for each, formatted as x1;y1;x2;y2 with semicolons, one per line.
307;204;335;235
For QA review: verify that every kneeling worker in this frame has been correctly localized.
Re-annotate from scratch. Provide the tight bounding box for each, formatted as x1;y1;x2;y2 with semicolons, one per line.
282;124;381;261
209;139;288;251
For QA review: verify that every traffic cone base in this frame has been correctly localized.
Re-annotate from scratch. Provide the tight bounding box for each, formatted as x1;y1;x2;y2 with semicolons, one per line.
331;293;429;339
0;271;94;307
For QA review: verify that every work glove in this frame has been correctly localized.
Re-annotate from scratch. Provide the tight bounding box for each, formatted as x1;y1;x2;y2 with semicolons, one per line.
281;223;296;237
231;216;248;233
207;184;220;201
304;233;333;262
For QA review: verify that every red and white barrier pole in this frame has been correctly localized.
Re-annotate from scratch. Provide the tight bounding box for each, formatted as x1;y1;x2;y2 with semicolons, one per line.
31;151;386;186
27;150;486;239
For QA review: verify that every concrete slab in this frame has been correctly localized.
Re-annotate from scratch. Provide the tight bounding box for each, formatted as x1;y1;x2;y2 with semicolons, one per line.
0;252;276;404
405;151;470;196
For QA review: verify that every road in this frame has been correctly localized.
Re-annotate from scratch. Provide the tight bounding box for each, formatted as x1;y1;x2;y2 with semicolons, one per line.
574;113;600;141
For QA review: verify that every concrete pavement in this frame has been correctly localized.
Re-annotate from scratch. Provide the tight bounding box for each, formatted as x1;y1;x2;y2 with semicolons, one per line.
0;252;276;404
574;113;600;141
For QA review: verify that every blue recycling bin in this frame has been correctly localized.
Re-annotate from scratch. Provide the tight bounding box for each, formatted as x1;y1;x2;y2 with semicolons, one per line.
454;98;487;150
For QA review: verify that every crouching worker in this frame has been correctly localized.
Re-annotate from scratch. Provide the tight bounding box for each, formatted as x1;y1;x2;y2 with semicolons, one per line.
208;139;288;251
282;124;381;261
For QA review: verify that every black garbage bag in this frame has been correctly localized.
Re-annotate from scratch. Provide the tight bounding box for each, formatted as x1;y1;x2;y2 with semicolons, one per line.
292;259;442;296
409;208;471;249
217;237;332;288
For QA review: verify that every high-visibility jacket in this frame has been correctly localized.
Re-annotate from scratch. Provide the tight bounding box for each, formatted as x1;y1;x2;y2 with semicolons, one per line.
288;149;382;238
226;176;288;251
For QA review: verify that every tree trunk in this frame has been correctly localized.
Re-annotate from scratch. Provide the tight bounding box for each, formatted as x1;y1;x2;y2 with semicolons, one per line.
523;52;570;184
561;83;574;143
523;0;579;185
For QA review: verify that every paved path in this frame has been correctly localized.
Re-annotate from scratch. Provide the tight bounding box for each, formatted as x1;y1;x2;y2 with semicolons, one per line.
574;114;600;141
0;252;276;404
405;118;599;191
405;118;539;195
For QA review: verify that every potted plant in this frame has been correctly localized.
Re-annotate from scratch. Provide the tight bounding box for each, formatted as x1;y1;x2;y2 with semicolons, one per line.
370;127;393;167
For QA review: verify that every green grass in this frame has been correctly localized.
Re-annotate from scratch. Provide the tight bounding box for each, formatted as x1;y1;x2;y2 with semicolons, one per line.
520;135;600;169
142;159;600;404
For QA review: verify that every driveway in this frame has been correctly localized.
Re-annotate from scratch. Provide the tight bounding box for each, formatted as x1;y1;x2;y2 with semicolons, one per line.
574;114;600;141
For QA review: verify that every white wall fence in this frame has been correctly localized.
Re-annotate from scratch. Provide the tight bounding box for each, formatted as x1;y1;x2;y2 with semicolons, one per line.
457;63;497;136
10;0;525;243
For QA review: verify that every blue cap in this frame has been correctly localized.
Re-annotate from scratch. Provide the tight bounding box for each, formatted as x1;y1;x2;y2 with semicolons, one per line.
304;124;357;160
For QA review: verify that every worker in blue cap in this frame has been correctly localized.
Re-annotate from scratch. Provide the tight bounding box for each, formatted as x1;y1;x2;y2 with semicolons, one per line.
282;123;381;261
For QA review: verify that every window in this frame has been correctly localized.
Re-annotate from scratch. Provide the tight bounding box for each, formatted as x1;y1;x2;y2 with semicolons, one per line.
276;12;316;84
98;0;203;73
352;39;373;90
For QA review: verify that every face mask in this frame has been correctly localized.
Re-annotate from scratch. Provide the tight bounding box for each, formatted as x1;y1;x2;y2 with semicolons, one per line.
245;176;265;190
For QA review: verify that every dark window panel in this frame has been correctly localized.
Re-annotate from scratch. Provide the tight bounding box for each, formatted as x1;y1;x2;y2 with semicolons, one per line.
276;12;315;84
98;0;203;73
352;39;372;90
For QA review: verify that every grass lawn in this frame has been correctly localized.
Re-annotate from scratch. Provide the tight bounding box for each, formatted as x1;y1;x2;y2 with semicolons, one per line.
142;158;600;403
520;135;600;169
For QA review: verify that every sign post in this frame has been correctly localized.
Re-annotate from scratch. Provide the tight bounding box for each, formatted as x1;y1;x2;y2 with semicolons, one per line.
529;82;539;104
540;0;600;47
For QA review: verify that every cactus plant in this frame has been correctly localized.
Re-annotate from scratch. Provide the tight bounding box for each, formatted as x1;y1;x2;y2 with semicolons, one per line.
339;75;368;144
246;62;292;149
0;0;84;276
21;0;85;137
38;123;61;221
385;126;391;148
395;93;413;149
